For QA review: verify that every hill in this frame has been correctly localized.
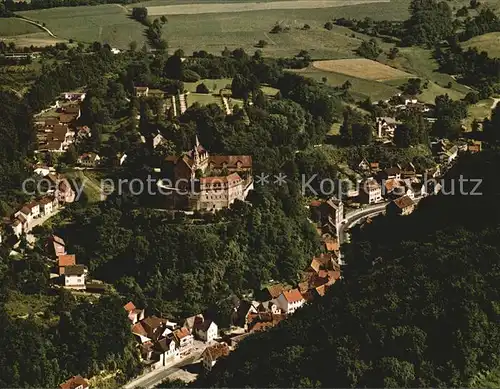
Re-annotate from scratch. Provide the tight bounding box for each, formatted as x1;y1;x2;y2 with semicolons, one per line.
199;150;500;388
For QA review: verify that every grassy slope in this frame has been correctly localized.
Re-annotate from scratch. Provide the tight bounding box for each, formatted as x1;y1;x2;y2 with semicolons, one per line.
0;18;41;36
462;32;500;58
17;0;410;53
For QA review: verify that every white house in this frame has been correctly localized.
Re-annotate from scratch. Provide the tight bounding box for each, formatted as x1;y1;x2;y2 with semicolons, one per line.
359;179;382;204
11;219;23;237
62;92;86;101
15;206;33;227
202;343;230;372
194;319;218;343
154;337;180;367
39;197;54;216
275;289;305;314
173;327;194;355
34;166;51;177
26;201;40;219
64;265;87;290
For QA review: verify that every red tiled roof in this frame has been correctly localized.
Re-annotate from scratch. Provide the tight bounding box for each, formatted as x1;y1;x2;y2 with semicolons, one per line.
174;327;191;339
58;254;76;267
208;155;252;169
124;301;136;312
60;375;88;389
282;289;304;303
393;195;415;209
131;322;148;337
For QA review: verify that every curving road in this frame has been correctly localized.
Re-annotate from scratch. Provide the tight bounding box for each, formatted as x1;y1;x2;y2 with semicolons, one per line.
339;197;423;244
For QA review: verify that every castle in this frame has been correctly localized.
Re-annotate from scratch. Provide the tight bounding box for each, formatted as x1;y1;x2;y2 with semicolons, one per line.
164;137;253;211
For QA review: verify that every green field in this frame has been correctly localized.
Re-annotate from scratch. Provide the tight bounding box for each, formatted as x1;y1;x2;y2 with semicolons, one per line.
293;65;401;101
16;0;410;54
0;18;41;36
462;32;500;58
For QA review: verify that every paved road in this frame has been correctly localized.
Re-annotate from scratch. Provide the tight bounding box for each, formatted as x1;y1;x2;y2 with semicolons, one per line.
339;197;424;244
122;353;200;389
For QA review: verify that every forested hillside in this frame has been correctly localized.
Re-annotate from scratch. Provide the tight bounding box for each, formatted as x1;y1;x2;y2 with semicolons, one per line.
199;150;500;388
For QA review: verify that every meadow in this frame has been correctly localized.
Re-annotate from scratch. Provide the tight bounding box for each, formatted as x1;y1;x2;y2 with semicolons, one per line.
0;18;40;36
462;32;500;58
14;0;411;53
312;58;412;81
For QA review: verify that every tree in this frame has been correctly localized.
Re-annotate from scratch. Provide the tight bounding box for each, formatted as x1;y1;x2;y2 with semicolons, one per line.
388;47;399;59
356;38;382;60
256;40;268;48
196;83;210;94
129;41;137;52
132;7;148;24
394;124;412;147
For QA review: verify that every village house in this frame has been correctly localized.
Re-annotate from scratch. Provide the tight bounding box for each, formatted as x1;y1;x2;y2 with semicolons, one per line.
153;337;180;367
62;92;86;101
194;319;218;343
386;195;416;216
152;133;168;149
26;201;40;219
62;104;81;119
247;312;286;333
141;316;170;341
183;313;205;333
53;177;76;204
131;322;152;344
376;117;399;138
264;284;287;301
379;166;402;181
63;265;87;289
58;254;76;275
274;289;305;314
202;342;230;372
59;375;89;389
77;153;101;168
173;327;194;355
48;234;66;257
15;206;33;226
134;86;149;97
76;126;92;141
359;178;382;204
124;301;145;325
11;219;23;237
310;197;344;236
39;197;55;216
468;142;481;153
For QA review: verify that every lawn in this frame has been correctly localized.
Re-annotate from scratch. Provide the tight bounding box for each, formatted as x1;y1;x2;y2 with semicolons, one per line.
65;170;106;203
312;58;412;81
184;78;233;93
0;18;41;37
463;98;495;130
462;32;500;58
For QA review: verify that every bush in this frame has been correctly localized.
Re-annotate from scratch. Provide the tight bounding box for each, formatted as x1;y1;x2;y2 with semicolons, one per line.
303;24;311;30
256;40;268;48
324;21;334;30
182;69;201;82
196;83;210;94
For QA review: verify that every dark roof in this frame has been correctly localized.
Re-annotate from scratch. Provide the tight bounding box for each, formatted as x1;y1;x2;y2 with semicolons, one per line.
64;265;85;276
194;319;215;332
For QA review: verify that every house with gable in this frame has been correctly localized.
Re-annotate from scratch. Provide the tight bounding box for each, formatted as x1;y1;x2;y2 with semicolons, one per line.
58;254;76;275
202;342;230;372
59;375;89;389
153;337;180;366
64;265;87;290
193;319;218;343
173;327;194;355
48;234;66;258
386;195;416;216
124;301;145;325
274;289;305;315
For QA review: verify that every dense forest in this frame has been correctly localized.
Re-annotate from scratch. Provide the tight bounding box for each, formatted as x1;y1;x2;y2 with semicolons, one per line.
199;149;500;388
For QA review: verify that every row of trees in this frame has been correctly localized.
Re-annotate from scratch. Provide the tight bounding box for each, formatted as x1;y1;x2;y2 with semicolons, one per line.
2;0;142;11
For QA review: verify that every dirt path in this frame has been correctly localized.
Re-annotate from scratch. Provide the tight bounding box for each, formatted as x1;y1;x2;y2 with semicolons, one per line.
17;17;57;37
